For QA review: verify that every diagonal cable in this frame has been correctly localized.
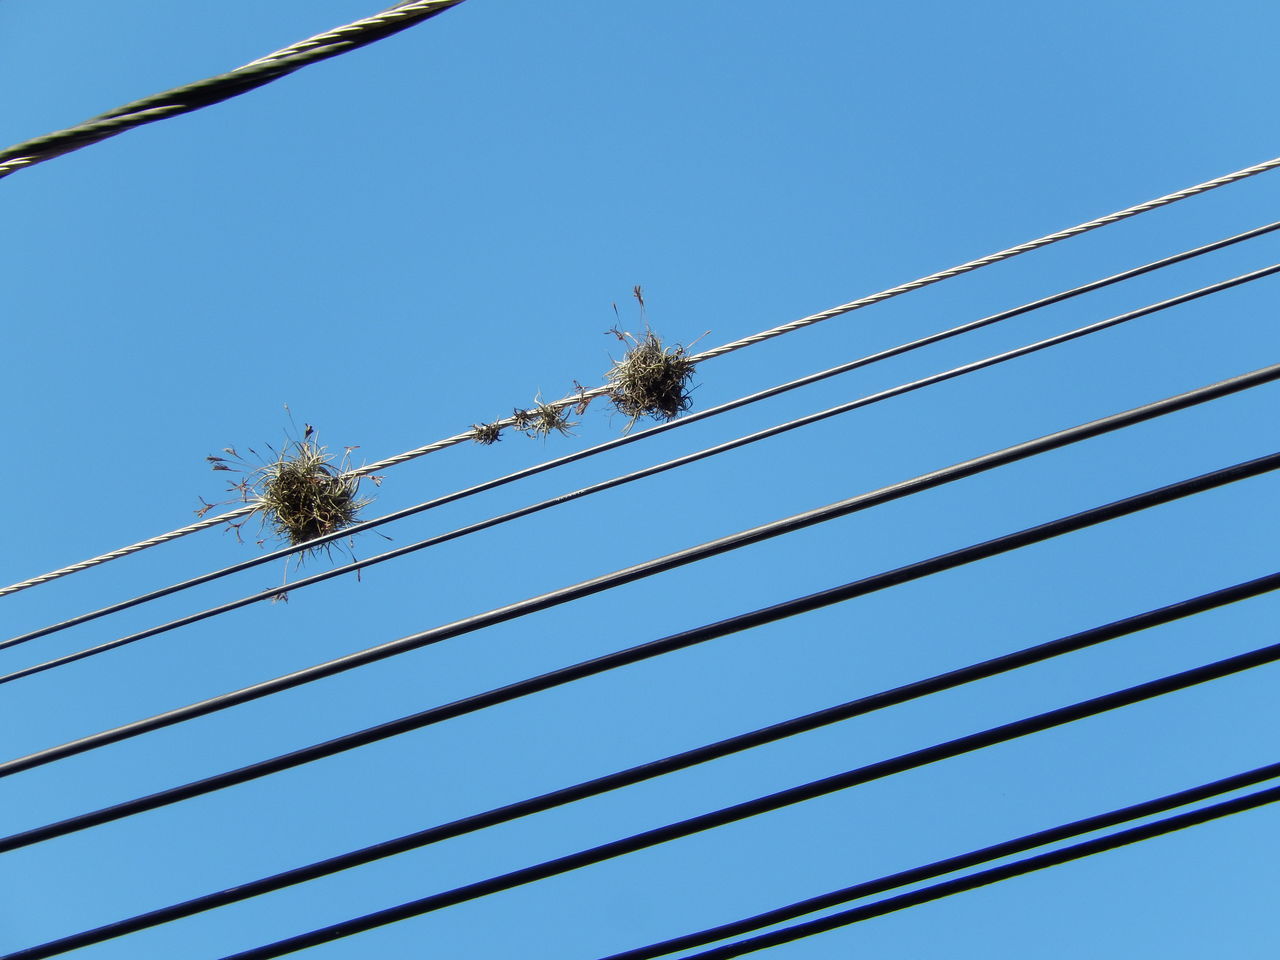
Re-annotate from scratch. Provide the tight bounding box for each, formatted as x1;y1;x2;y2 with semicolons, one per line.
0;363;1275;779
1;444;1276;850
8;219;1278;647
5;572;1275;957
8;274;1278;686
0;1;467;180
7;156;1279;597
604;775;1280;960
209;638;1280;959
3;379;1276;777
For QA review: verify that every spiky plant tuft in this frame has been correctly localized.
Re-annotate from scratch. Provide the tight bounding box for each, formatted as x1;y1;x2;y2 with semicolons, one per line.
204;429;374;558
470;421;503;445
256;440;368;549
605;328;697;428
525;394;578;439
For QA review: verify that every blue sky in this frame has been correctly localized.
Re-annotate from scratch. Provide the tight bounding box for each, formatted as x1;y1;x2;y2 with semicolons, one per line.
2;1;1279;957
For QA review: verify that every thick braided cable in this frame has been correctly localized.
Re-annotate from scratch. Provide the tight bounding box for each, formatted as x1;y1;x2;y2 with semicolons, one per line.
0;0;466;180
362;154;1280;468
4;155;1278;597
692;155;1280;359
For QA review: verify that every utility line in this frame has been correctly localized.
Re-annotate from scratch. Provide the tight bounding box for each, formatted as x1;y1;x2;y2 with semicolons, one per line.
2;447;1276;857
0;1;467;180
603;775;1280;960
207;637;1280;959
8;219;1278;643
1;365;1275;782
8;279;1278;687
6;573;1275;958
7;154;1278;597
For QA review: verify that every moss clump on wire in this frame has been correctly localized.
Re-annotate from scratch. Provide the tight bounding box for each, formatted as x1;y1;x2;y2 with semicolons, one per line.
601;285;699;431
202;424;376;559
605;328;697;428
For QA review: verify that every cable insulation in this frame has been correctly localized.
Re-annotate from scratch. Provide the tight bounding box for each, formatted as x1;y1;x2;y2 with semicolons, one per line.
7;573;1276;957
213;640;1280;958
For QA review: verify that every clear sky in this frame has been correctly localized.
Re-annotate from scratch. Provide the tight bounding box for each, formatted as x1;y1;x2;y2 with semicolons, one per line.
2;1;1279;957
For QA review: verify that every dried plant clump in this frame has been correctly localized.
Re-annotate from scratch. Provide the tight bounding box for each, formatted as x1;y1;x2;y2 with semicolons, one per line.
203;427;375;558
525;394;578;439
470;421;503;445
257;441;369;547
510;407;535;432
605;328;697;427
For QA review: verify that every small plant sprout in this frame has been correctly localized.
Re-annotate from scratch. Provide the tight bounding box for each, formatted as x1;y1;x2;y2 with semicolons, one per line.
572;379;595;416
509;407;535;433
470;421;503;445
604;286;700;430
202;426;376;562
525;392;578;439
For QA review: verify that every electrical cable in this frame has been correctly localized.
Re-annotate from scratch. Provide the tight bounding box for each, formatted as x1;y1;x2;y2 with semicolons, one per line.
7;153;1278;596
2;450;1275;871
0;1;467;180
8;219;1279;645
6;572;1275;957
8;273;1278;687
204;636;1280;959
2;368;1276;783
602;774;1280;960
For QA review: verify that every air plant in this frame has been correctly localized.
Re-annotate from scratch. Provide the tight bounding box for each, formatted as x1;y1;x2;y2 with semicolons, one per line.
604;286;698;429
202;422;376;561
470;421;503;445
524;392;578;439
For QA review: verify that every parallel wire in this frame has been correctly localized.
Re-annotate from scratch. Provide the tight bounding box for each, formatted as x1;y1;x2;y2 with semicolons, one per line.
6;12;1276;954
3;368;1277;786
7;156;1279;597
3;446;1276;847
212;638;1280;959
9;277;1279;685
8;573;1275;957
607;776;1280;960
9;220;1279;646
0;1;467;180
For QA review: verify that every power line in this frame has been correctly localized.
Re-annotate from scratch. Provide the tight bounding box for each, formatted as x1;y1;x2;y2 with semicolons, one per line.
604;775;1280;960
3;446;1276;858
7;572;1275;957
8;279;1278;686
9;219;1279;645
4;371;1276;784
206;636;1280;959
7;153;1278;597
0;1;467;180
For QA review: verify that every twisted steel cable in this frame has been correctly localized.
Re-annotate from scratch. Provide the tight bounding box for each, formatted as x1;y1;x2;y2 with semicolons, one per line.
5;159;1279;600
0;0;467;180
8;217;1272;648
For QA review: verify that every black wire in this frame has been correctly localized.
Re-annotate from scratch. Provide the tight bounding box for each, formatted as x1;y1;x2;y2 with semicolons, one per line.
608;776;1280;960
2;373;1276;785
8;220;1277;654
207;636;1280;959
9;573;1275;959
6;268;1279;689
